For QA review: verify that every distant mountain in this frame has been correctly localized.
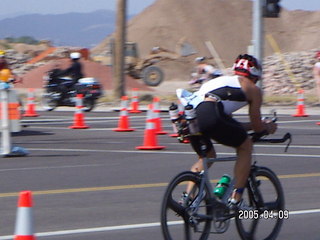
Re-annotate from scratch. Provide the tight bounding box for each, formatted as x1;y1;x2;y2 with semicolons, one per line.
0;10;117;48
0;11;28;20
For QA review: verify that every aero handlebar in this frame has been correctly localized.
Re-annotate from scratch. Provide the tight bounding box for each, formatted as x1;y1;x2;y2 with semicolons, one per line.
253;132;292;152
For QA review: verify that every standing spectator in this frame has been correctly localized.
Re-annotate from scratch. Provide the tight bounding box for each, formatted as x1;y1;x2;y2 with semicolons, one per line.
313;51;320;103
0;50;10;71
0;50;22;83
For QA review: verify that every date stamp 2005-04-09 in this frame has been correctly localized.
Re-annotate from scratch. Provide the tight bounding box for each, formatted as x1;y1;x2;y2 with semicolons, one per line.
238;210;289;220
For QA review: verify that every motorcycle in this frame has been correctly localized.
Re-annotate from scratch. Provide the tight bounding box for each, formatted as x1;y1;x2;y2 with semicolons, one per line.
41;68;103;112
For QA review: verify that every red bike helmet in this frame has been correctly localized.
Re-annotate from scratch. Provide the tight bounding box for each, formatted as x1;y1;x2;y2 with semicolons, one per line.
233;54;262;80
316;51;320;59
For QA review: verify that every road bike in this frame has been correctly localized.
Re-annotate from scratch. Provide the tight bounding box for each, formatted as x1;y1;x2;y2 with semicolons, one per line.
161;129;291;240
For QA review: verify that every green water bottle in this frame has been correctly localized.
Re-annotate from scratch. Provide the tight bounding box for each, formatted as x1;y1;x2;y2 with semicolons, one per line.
214;174;231;198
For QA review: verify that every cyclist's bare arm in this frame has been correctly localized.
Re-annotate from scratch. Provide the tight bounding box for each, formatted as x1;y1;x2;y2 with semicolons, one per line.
240;78;277;134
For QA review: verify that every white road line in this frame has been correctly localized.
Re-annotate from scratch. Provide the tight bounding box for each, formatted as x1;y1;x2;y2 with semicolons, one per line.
28;126;145;130
169;143;320;149
290;209;320;215
0;208;318;239
27;148;320;158
278;119;320;124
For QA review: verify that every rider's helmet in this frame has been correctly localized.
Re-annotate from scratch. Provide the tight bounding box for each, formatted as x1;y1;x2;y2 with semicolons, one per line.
151;46;160;54
195;57;206;63
233;54;262;81
70;52;81;60
315;51;320;60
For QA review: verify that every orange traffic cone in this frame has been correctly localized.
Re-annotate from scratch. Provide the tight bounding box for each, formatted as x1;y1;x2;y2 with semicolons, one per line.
113;96;135;132
136;105;165;150
152;97;167;135
292;89;308;117
129;88;142;113
69;94;89;129
14;191;36;240
23;89;39;117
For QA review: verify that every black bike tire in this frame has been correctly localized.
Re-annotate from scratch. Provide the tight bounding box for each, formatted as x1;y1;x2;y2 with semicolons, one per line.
41;94;58;111
83;98;95;112
161;171;212;240
235;167;285;240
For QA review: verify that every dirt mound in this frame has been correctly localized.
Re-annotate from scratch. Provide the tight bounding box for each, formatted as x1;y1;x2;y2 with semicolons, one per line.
93;0;320;82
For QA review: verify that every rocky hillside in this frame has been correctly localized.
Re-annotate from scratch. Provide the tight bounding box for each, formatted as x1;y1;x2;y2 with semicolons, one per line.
263;49;319;96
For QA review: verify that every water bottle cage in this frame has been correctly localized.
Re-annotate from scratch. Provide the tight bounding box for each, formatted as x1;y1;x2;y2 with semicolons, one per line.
177;120;191;143
175;118;202;143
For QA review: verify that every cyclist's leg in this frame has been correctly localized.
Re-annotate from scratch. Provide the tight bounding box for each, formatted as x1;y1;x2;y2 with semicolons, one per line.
232;137;253;202
190;149;215;173
215;126;251;203
189;135;216;173
185;135;215;195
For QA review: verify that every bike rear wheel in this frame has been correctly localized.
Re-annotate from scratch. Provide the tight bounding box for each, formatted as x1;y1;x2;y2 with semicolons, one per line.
41;93;58;111
161;171;212;240
235;166;285;240
83;98;95;112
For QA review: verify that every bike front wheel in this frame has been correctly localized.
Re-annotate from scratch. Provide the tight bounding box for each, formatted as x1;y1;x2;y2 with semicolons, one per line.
161;171;212;240
235;166;285;240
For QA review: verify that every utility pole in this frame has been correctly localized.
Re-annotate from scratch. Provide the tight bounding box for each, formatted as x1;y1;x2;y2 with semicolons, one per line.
113;0;127;99
252;0;281;88
252;0;264;88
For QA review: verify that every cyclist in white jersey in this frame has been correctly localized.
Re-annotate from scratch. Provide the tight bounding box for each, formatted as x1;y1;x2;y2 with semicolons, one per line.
177;54;277;206
190;57;222;85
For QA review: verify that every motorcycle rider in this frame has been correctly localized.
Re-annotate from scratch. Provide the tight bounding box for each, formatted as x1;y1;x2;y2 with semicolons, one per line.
58;52;84;98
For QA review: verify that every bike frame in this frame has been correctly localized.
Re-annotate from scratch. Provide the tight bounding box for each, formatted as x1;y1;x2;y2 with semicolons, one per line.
186;155;237;227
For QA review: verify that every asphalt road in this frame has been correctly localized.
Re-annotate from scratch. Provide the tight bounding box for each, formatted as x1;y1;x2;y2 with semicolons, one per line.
0;109;319;240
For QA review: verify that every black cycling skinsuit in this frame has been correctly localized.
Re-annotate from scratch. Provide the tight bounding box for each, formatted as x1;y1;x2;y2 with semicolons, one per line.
188;75;249;156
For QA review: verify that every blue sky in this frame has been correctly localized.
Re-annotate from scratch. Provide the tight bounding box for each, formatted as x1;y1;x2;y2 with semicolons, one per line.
0;0;319;18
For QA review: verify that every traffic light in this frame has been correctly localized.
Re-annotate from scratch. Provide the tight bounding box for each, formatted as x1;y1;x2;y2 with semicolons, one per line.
263;0;281;18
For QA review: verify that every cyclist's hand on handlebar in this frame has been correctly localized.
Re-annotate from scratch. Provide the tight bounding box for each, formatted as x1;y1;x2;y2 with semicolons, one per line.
251;120;277;142
263;119;277;134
